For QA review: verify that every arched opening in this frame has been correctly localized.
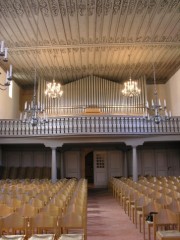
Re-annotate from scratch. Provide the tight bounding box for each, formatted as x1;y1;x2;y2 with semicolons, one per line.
85;151;94;184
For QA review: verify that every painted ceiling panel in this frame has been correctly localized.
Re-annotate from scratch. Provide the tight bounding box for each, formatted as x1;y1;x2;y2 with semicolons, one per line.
0;0;179;89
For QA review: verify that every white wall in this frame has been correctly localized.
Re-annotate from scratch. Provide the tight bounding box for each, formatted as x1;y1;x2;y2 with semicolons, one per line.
165;69;180;116
0;67;20;119
146;69;180;117
146;84;166;108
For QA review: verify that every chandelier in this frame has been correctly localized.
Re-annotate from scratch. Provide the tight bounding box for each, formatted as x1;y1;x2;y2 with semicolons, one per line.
122;54;141;97
144;8;171;125
20;11;48;127
20;69;48;127
0;40;13;90
45;79;63;98
45;55;63;99
145;59;171;124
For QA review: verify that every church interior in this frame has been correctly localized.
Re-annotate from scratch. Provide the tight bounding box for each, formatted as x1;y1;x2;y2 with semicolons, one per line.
0;0;180;239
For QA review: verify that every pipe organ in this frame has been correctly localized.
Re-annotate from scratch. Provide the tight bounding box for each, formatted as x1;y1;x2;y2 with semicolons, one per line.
38;75;147;116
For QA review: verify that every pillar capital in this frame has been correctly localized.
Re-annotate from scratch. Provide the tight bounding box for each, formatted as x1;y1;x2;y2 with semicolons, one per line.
125;139;143;147
131;145;138;149
51;146;57;150
43;140;63;149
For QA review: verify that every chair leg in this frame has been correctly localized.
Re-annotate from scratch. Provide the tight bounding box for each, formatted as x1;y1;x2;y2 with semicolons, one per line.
139;214;142;233
143;217;146;240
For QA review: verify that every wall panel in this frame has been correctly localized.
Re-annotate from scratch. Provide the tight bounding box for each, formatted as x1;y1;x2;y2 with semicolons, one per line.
1;145;180;181
33;151;45;167
3;151;21;167
155;150;168;176
167;150;180;176
108;151;123;178
141;149;155;176
64;151;80;179
21;151;34;167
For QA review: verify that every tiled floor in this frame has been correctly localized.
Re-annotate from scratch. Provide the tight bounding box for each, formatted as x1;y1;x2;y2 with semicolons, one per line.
87;189;144;240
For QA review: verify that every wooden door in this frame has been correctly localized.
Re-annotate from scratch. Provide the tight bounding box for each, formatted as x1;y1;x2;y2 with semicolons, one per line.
94;151;107;187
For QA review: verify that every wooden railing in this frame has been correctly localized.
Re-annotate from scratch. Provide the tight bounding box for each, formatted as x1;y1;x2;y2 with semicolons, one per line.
0;116;180;137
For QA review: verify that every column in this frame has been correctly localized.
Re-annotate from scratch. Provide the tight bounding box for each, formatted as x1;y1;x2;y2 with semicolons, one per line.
0;146;2;165
60;151;64;178
124;151;128;178
132;145;138;182
51;147;57;183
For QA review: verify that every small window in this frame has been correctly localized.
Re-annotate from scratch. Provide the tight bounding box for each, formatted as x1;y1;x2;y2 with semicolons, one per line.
96;153;105;168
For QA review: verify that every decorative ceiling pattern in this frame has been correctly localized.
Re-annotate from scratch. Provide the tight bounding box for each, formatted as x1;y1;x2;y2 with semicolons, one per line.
0;0;180;88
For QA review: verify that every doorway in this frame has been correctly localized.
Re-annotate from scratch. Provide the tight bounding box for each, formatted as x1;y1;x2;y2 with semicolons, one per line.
85;151;94;184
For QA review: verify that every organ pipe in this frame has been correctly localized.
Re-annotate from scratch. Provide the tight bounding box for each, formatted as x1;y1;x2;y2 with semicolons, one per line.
38;75;147;116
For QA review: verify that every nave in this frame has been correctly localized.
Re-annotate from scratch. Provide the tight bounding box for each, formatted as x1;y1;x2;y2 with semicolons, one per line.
0;176;180;240
87;188;143;240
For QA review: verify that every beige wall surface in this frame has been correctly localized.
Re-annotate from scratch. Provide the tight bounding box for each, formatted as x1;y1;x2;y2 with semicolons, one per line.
165;69;180;116
0;67;20;119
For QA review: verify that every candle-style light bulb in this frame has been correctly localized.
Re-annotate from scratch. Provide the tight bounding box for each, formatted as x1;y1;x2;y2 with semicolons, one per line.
6;70;9;81
4;48;8;61
24;101;27;110
146;101;149;108
158;99;161;107
152;99;154;107
0;40;4;54
9;64;13;79
164;99;166;108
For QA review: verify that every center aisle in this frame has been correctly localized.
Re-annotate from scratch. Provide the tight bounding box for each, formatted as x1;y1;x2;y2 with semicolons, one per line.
87;189;143;240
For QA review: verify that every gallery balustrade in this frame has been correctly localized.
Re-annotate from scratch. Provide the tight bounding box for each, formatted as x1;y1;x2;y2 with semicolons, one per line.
0;115;180;137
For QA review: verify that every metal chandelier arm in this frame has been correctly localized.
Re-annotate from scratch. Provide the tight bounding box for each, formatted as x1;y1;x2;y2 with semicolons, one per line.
20;5;48;127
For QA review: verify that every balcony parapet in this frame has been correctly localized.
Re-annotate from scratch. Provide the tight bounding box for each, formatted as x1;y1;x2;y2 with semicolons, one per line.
0;115;180;137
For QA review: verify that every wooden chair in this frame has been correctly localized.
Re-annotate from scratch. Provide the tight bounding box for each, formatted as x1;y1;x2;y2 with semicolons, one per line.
30;212;59;236
122;187;131;213
29;199;44;212
58;234;84;240
6;198;22;211
59;212;86;240
133;196;151;231
17;203;38;218
35;193;50;206
28;234;55;240
153;209;179;240
16;194;31;204
127;190;141;219
1;212;27;236
0;194;12;205
148;191;162;201
0;235;26;240
142;201;162;240
41;204;62;218
155;195;172;209
0;205;14;218
166;200;180;213
51;198;66;215
156;230;180;240
119;183;129;207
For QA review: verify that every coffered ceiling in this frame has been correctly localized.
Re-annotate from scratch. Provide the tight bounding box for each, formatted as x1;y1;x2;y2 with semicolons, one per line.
0;0;180;88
